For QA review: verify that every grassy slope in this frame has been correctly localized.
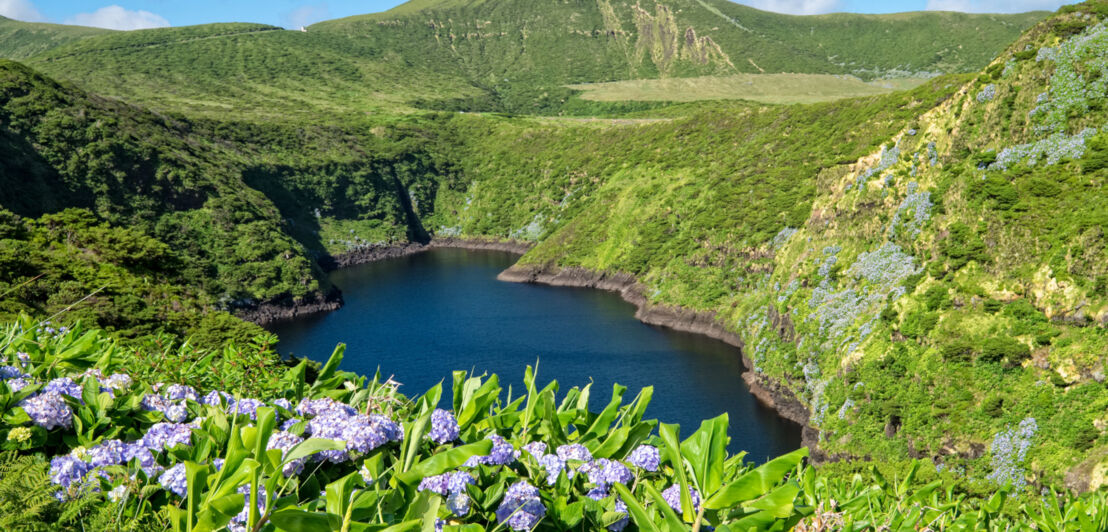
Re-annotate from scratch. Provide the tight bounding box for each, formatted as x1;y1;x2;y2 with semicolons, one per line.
0;1;1041;116
0;15;108;60
423;5;1108;492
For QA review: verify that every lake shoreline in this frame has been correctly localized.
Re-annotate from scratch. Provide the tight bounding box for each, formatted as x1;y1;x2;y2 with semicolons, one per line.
249;238;820;459
498;263;823;460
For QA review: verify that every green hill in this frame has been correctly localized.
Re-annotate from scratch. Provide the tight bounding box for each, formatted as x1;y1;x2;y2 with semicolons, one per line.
0;15;108;60
0;1;1044;116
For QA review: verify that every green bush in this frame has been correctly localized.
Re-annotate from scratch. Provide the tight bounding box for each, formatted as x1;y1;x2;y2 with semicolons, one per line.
978;336;1032;365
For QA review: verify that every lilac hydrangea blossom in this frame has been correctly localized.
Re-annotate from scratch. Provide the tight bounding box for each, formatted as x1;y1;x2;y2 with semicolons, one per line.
495;481;546;531
556;443;592;462
661;484;701;514
100;373;132;390
583;458;632;486
464;434;519;467
267;430;306;476
165;402;189;423
987;417;1038;489
88;439;126;467
142;422;194;451
202;390;233;406
230;484;267;532
538;454;565;485
447;491;471;516
163;384;198;401
160;463;187;498
6;377;30;392
609;499;629;531
428;409;459;444
230;398;265;420
50;454;90;491
45;378;82;400
627;444;660;472
522;441;547;457
0;365;24;379
20;392;73;429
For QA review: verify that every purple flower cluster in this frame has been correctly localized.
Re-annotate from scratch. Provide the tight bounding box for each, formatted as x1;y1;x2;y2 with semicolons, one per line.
627;444;660;472
582;458;632;487
45;378;82;400
230;398;265;420
297;397;356;418
160;463;187;498
428;409;459;444
20;392;73;429
522;441;546;457
661;484;701;514
163;384;198;401
495;481;546;531
142;422;195;451
305;408;403;463
556;443;592;462
267;430;306;476
0;365;25;380
464;434;519;467
50;455;90;491
537;454;565;485
418;471;474;496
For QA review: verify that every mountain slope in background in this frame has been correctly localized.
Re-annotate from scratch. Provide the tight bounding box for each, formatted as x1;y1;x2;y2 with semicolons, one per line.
0;1;1044;115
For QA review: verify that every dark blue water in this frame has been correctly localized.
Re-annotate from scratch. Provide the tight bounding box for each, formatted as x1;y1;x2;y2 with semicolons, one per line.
268;248;801;460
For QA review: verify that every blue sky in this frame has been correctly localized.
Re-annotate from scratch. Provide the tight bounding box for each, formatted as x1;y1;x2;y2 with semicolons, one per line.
0;0;1082;30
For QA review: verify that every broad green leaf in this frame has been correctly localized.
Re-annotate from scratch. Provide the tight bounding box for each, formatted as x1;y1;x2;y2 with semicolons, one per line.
397;439;493;485
704;447;808;510
612;483;662;532
270;508;340;532
645;483;690;532
659;423;694;522
681;413;728;495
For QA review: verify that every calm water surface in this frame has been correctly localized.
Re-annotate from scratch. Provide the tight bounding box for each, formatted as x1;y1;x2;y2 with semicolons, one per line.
269;248;801;460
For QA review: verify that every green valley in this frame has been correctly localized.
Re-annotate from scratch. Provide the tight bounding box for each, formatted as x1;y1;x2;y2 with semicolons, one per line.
0;0;1107;529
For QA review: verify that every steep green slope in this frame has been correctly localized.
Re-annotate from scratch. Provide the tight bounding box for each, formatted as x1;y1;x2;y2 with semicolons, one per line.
312;0;1043;111
0;15;107;60
20;23;479;119
422;2;1108;492
0;1;1042;116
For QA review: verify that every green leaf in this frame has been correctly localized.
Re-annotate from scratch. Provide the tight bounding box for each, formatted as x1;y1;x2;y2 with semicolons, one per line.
270;508;340;532
284;438;345;465
397;439;494;485
681;413;728;495
704;447;808;510
658;423;694;522
612;483;661;532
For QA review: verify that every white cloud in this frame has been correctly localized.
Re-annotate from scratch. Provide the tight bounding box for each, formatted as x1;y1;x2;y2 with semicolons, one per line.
0;0;44;22
738;0;841;15
64;5;169;30
926;0;1080;13
284;4;330;29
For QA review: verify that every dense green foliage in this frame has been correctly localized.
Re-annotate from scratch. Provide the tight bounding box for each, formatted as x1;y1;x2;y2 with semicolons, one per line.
3;321;1108;531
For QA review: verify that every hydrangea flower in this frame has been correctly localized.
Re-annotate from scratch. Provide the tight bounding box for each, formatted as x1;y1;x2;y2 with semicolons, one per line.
141;394;168;413
202;390;233;406
88;439;126;467
0;365;24;379
108;485;129;502
45;378;82;400
20;392;73;429
343;414;404;454
273;398;292;410
627;444;660;472
160;463;187;498
100;373;132;390
164;384;198;401
165;402;189;423
609;499;629;531
586;486;609;500
142;423;194;451
522;441;547;457
447;491;471;517
7;426;31;443
49;454;90;490
6;377;30;392
428;409;459;444
123;442;160;476
297;397;356;418
230;398;265;420
267;430;306;476
279;417;302;431
538;454;565;485
464;434;518;466
418;471;474;496
583;458;632;486
495;481;546;531
556;443;592;462
661;484;701;514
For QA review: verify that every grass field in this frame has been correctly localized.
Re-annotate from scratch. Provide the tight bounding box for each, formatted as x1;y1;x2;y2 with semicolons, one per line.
566;73;932;104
